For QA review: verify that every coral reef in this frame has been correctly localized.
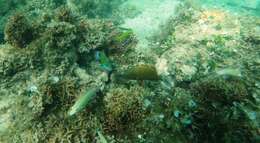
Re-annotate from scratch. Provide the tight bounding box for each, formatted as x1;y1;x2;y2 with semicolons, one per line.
134;87;195;143
134;77;258;143
0;0;259;143
0;2;121;142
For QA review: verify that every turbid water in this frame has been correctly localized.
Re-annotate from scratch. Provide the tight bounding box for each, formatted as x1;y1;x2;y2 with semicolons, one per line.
121;0;179;55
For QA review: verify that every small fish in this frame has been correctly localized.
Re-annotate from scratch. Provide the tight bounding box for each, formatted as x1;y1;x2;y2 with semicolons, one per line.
95;51;113;73
68;87;99;116
114;28;134;46
116;64;160;80
215;68;242;77
97;130;108;143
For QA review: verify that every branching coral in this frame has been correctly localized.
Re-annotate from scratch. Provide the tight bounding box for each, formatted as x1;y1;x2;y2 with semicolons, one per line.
77;19;114;54
103;85;148;133
40;76;80;111
46;22;77;50
55;5;76;23
0;45;41;81
4;13;35;48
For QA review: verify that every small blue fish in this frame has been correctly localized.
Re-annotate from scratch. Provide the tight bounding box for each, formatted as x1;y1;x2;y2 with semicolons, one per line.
174;110;181;118
95;51;113;73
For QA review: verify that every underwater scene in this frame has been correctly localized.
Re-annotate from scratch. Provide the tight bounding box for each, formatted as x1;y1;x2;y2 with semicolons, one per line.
0;0;259;142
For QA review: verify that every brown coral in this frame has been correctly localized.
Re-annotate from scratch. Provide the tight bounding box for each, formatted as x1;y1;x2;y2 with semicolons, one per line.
40;77;80;109
103;86;148;133
46;22;77;50
55;6;76;23
4;13;35;48
190;77;248;105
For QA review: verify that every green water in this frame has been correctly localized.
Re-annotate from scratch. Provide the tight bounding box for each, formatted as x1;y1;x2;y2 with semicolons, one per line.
197;0;260;16
0;0;259;143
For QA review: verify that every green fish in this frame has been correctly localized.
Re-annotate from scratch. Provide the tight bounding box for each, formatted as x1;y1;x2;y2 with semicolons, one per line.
215;68;242;77
95;50;113;73
97;130;108;143
68;87;99;116
114;28;134;45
